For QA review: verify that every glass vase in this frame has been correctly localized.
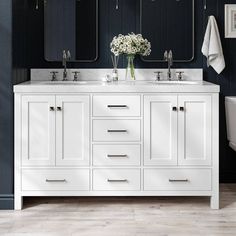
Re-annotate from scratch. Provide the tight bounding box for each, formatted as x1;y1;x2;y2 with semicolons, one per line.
126;55;136;81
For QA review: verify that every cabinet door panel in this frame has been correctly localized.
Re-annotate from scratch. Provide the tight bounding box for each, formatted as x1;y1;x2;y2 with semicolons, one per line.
56;95;90;166
144;95;178;165
22;96;55;166
178;95;212;166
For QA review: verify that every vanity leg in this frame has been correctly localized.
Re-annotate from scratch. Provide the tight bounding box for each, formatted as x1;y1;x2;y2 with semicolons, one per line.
14;196;23;210
211;93;219;210
210;195;219;210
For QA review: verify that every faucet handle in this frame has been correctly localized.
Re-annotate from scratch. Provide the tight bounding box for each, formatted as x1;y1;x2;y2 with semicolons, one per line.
50;71;58;81
163;50;168;61
176;71;184;81
154;71;162;81
67;50;71;60
72;71;80;81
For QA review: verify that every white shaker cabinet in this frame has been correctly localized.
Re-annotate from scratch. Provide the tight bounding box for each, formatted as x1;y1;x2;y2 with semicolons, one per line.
178;95;212;166
56;95;89;166
144;94;212;166
21;95;56;166
21;95;90;167
144;95;178;166
14;81;219;210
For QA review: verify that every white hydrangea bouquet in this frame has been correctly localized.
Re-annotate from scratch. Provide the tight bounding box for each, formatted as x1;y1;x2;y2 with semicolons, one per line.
110;33;151;80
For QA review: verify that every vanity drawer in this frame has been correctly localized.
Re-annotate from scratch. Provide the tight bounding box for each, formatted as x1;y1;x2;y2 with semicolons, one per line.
22;169;90;191
93;169;141;191
92;120;141;142
93;144;141;166
144;169;211;191
93;95;141;117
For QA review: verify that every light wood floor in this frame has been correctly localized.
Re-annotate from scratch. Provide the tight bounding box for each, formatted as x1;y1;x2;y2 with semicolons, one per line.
1;184;236;236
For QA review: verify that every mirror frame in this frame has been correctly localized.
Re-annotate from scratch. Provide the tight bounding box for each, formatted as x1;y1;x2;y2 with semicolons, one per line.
43;0;99;63
140;0;195;63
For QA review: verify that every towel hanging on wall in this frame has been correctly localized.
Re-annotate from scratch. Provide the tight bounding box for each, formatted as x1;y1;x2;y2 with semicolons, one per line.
202;16;225;74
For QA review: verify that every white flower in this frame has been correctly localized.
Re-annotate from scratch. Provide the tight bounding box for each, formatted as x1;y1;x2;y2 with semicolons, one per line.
110;33;151;56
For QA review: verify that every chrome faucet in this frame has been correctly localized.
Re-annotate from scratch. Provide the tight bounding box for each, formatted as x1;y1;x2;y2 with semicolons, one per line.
62;50;71;81
164;50;173;80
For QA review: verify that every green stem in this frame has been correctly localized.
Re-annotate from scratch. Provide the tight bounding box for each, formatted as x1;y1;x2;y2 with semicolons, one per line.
127;55;135;80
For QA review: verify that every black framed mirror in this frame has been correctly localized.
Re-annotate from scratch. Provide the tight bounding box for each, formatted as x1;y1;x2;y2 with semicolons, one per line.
44;0;98;62
140;0;194;62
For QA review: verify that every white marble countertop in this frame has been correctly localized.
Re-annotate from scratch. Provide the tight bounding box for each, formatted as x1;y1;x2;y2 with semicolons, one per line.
14;80;220;93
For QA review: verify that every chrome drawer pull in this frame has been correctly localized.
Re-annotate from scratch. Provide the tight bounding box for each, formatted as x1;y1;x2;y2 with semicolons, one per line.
107;105;128;108
107;130;127;133
46;179;66;183
107;154;128;158
169;179;189;182
107;179;128;183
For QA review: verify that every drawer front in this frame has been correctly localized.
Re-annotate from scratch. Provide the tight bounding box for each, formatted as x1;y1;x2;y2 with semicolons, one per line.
93;120;141;142
22;169;90;191
93;145;141;166
93;169;141;191
93;95;141;117
144;169;211;191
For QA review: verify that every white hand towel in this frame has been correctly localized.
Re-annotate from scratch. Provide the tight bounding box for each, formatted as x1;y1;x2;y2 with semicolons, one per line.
202;16;225;74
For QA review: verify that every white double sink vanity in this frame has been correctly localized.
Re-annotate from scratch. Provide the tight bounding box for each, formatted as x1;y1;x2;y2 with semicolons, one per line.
14;69;220;210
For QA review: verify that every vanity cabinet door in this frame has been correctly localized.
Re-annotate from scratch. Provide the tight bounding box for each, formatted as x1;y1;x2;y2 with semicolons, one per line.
21;95;55;166
56;95;90;166
178;95;212;166
144;95;178;166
